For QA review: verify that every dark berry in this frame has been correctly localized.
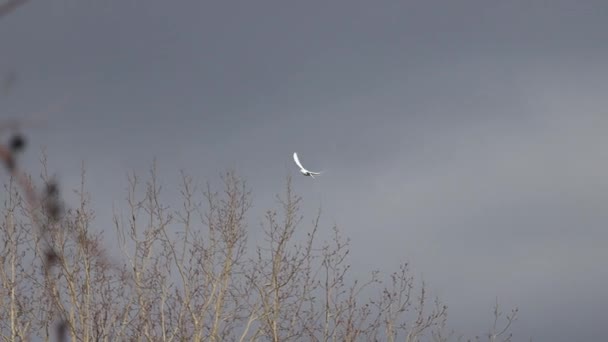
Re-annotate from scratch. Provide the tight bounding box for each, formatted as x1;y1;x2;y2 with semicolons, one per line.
9;134;26;152
45;249;59;266
46;182;59;196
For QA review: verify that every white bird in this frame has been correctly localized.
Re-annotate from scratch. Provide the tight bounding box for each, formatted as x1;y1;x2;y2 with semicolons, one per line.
293;152;322;179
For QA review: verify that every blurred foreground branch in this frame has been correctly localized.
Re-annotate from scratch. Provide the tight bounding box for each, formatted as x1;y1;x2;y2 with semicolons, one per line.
0;0;28;18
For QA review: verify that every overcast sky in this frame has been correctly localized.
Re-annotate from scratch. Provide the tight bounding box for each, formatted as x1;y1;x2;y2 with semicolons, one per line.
2;1;608;341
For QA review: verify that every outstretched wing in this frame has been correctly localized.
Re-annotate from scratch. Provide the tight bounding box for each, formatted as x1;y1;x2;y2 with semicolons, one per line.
293;152;305;169
308;171;322;175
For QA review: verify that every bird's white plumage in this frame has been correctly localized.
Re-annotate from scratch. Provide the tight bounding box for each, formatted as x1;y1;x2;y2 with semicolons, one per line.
293;152;322;178
293;152;305;170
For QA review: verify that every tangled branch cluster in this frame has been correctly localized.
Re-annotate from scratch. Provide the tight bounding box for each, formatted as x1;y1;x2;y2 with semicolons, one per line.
1;127;65;341
0;124;126;341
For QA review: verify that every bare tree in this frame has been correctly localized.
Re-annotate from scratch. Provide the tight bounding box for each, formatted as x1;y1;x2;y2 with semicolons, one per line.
0;177;36;340
1;126;519;341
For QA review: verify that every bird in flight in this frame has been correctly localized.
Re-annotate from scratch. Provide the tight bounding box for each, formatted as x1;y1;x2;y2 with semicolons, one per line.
293;152;322;179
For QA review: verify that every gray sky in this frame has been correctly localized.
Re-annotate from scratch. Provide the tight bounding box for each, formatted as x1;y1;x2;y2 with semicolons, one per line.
3;1;608;340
